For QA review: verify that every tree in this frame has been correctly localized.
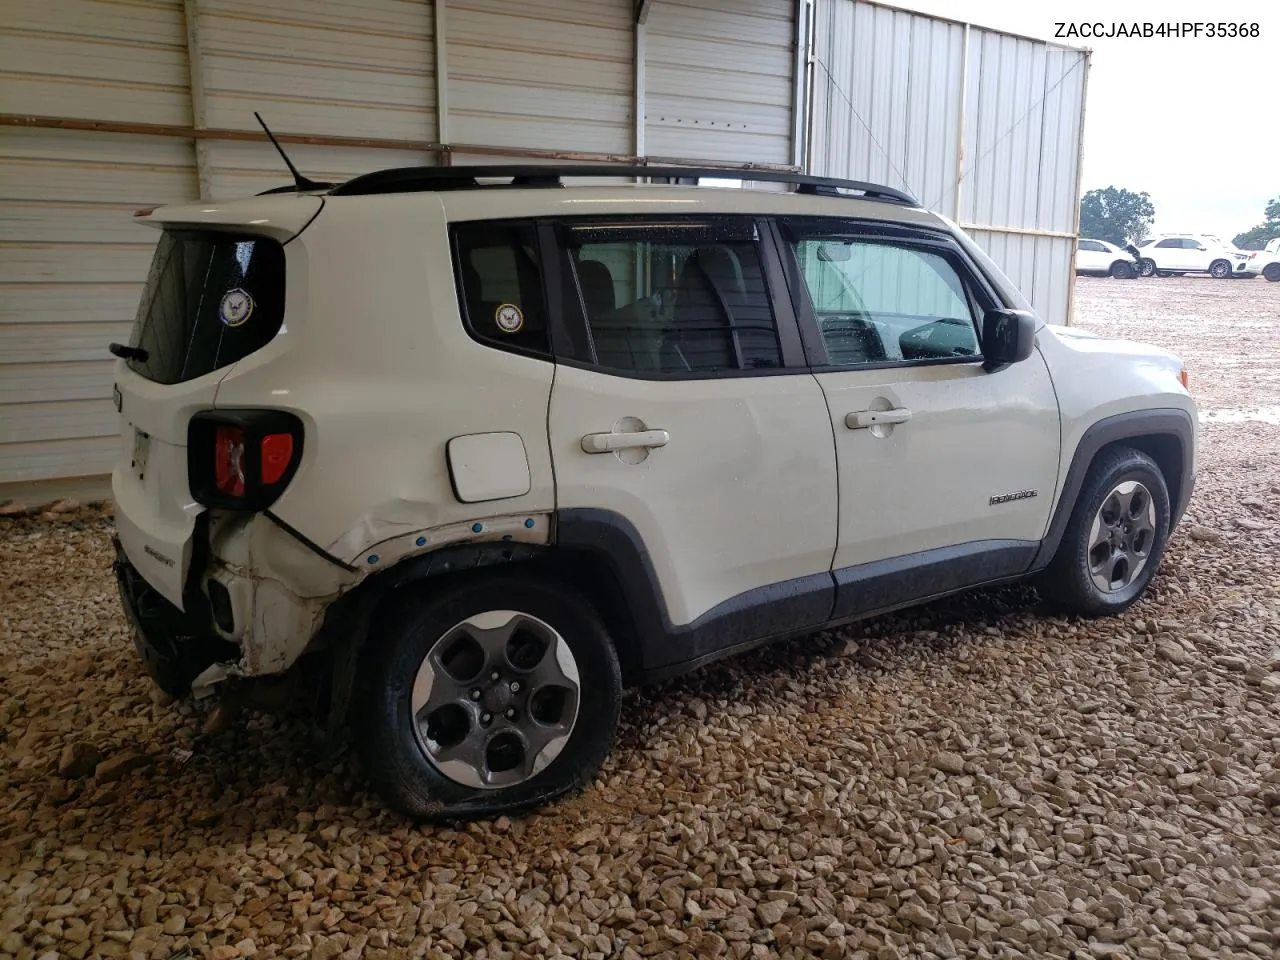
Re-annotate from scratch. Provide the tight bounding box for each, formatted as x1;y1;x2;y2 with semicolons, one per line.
1078;187;1155;246
1233;197;1280;250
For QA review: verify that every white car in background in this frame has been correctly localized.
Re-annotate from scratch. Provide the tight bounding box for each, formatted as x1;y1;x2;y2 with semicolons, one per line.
1075;238;1140;279
1134;234;1256;279
1253;237;1280;282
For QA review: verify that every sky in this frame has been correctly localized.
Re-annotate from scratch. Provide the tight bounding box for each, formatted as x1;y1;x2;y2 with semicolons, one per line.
893;0;1279;242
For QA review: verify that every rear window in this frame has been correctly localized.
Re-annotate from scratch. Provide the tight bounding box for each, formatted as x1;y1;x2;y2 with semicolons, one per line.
126;231;286;385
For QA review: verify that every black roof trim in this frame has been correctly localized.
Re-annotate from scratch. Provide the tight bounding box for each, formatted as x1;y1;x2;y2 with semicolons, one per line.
326;164;919;206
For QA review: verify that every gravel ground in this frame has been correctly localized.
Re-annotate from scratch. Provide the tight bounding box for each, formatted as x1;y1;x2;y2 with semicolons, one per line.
2;276;1279;960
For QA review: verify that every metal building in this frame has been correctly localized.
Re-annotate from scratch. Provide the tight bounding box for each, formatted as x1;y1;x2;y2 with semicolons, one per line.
806;0;1089;331
0;0;1087;502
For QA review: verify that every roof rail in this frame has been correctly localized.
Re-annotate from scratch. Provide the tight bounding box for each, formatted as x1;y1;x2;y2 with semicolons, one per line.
327;164;920;206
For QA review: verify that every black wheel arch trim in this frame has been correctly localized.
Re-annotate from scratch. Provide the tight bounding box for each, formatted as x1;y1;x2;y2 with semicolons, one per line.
306;538;548;743
1031;407;1195;571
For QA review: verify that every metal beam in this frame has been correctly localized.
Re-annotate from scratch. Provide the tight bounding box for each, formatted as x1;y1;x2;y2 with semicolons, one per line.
634;12;646;157
953;23;970;221
789;0;810;169
435;0;449;154
183;0;212;200
635;0;652;25
1064;50;1092;325
959;221;1077;240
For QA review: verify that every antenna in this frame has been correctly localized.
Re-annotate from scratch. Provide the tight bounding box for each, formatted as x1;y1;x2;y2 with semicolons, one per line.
254;112;331;192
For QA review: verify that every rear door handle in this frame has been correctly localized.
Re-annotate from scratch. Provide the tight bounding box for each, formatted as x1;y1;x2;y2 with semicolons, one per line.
581;429;670;454
846;408;912;430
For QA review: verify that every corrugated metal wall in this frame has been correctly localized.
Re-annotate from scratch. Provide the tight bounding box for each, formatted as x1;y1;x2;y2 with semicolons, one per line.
1;0;1088;496
807;1;964;213
196;0;439;198
807;0;1088;326
446;0;633;156
0;0;197;487
644;0;795;165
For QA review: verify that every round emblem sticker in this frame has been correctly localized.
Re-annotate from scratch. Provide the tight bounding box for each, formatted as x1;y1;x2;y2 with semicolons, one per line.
494;303;524;334
219;288;255;328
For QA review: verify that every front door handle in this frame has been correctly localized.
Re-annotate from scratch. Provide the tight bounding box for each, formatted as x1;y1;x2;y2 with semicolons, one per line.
581;429;670;454
846;408;912;430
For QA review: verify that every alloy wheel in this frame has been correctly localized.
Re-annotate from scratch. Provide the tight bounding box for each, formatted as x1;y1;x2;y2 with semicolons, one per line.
410;610;581;789
1087;480;1157;593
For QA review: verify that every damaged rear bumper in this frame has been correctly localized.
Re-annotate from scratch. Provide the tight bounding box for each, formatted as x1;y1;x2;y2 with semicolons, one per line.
113;536;238;697
114;512;356;697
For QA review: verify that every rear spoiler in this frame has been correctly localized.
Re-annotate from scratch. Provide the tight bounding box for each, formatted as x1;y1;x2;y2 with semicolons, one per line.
133;195;324;244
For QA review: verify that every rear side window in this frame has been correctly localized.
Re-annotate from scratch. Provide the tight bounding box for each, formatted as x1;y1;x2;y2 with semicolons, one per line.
127;231;285;385
452;221;550;357
558;218;783;375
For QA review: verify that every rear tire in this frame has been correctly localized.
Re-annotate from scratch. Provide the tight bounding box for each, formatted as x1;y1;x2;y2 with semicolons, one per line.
354;573;622;820
1110;260;1135;280
1209;259;1232;279
1041;447;1171;617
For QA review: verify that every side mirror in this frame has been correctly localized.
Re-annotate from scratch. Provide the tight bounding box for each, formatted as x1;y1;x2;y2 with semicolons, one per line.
982;309;1037;370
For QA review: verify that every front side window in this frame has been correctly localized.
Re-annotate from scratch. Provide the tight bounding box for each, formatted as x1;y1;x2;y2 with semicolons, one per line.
558;218;783;375
788;236;981;365
452;221;550;356
1079;240;1105;252
1154;239;1181;249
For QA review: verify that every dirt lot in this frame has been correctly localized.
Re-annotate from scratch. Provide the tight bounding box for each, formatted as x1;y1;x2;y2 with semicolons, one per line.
2;275;1279;960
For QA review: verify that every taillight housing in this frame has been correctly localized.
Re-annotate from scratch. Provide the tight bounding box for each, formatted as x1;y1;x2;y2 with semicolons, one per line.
188;410;303;510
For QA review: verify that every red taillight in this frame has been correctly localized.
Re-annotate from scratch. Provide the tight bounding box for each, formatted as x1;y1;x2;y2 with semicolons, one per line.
189;410;303;510
215;426;246;497
260;433;294;485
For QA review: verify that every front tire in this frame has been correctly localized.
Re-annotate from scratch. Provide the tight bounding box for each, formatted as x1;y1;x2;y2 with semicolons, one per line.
1264;263;1280;282
1041;447;1171;617
1209;259;1232;279
354;573;622;820
1138;258;1157;277
1110;260;1135;280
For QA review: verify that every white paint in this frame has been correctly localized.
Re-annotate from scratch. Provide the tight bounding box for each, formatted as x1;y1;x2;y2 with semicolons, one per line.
447;432;532;503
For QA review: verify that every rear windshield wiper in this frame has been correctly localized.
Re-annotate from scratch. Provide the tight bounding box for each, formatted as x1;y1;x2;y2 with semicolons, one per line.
109;342;149;362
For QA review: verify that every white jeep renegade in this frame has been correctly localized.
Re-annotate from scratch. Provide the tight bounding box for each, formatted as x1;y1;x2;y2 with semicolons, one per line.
110;165;1197;819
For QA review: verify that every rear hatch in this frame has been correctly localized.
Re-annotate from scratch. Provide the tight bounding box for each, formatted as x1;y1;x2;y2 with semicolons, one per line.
113;196;322;608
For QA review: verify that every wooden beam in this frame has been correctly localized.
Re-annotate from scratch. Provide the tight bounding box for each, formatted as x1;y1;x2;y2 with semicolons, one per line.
0;114;446;153
635;0;652;25
0;115;799;173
